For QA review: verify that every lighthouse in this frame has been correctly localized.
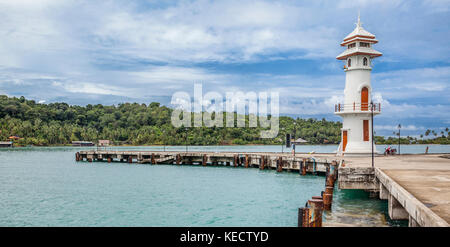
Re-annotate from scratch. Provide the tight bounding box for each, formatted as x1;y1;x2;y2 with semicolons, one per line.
335;15;382;156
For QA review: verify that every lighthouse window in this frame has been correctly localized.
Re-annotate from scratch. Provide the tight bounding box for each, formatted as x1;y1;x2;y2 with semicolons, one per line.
363;57;368;66
360;42;370;48
348;43;356;49
348;59;351;67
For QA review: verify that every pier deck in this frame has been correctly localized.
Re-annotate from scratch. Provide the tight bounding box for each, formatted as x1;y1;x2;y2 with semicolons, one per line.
339;154;450;227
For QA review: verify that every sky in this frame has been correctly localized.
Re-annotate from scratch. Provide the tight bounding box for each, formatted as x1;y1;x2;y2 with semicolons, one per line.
0;0;449;137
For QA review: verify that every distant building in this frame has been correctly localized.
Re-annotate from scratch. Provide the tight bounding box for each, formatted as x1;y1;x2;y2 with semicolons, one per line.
292;138;308;145
98;140;111;146
72;141;94;146
0;141;13;147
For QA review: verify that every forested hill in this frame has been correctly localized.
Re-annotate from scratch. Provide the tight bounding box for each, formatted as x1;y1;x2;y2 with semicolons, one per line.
0;95;342;146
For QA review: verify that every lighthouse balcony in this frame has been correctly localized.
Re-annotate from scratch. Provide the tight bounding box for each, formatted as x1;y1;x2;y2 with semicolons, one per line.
335;102;381;114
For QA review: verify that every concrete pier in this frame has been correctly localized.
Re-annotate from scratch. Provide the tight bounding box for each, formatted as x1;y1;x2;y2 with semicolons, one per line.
76;150;338;174
338;154;450;227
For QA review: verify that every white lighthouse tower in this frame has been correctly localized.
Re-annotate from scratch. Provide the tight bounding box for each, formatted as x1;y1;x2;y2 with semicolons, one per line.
335;15;382;156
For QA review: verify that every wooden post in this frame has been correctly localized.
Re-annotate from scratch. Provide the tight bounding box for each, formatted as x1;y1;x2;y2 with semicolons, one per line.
75;152;80;161
151;153;155;164
308;199;324;227
176;154;181;165
323;193;333;210
234;155;238;167
203;154;207;166
128;156;132;164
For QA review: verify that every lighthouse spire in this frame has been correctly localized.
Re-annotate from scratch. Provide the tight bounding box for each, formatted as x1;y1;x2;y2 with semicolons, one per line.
356;11;362;28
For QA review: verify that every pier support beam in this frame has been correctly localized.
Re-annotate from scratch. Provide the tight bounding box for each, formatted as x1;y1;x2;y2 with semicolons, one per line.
409;215;420;227
388;194;409;220
379;184;389;200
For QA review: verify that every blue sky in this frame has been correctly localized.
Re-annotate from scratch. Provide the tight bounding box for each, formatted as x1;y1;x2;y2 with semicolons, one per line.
0;0;449;137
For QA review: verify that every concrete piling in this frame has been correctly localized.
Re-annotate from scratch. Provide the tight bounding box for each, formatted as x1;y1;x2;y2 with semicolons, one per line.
323;193;333;210
277;157;283;172
301;158;307;175
151;153;155;164
298;207;311;227
260;156;265;170
308;199;324;227
325;186;334;195
176;154;181;165
203;154;207;166
245;155;249;168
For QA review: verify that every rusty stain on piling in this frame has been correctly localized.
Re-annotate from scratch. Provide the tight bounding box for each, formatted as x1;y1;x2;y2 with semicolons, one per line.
203;154;207;166
308;199;324;227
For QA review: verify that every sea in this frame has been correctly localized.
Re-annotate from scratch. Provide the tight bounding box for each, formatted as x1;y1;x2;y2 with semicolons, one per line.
1;144;448;226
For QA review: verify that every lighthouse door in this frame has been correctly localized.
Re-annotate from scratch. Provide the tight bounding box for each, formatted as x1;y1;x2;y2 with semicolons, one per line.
361;87;369;111
363;120;369;141
342;130;348;151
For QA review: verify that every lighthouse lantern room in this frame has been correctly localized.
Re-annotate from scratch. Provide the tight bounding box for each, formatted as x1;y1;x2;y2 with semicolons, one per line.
335;14;382;156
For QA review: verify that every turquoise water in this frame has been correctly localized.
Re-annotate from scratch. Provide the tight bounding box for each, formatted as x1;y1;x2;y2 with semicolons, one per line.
1;146;438;226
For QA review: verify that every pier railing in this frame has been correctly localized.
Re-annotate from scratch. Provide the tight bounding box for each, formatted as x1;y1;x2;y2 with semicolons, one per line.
335;102;381;113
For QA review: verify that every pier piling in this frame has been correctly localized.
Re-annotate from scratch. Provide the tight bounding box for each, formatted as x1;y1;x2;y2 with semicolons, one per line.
308;199;324;227
323;193;333;210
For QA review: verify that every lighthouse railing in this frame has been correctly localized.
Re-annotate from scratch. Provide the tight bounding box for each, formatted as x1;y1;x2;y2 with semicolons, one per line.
335;103;381;113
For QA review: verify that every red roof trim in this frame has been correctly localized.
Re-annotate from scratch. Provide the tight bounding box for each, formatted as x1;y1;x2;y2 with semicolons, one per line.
341;38;378;46
336;52;382;60
343;34;375;42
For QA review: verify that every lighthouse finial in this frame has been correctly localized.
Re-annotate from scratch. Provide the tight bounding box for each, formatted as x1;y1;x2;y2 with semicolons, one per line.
356;11;362;28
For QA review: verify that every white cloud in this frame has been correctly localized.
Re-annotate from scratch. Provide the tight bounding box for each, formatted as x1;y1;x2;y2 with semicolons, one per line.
0;0;448;135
